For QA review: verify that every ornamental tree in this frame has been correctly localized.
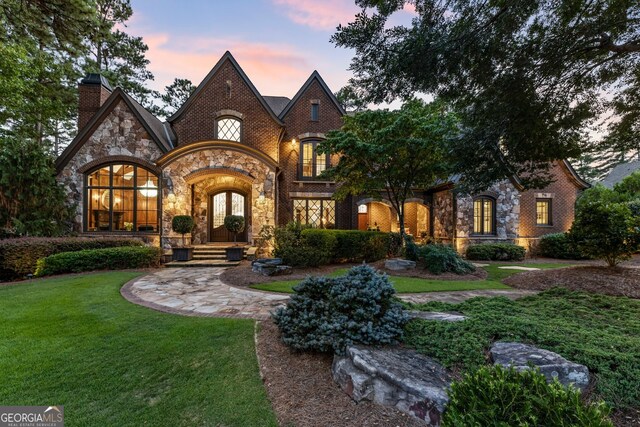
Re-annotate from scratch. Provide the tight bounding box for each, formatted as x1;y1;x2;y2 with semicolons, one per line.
318;99;456;242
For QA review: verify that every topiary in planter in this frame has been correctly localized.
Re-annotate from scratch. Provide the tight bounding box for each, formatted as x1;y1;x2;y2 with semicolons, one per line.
172;215;194;247
224;215;245;244
272;265;408;354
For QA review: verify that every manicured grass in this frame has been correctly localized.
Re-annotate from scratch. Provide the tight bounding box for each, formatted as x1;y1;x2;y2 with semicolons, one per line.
250;263;572;294
0;273;277;427
404;288;640;410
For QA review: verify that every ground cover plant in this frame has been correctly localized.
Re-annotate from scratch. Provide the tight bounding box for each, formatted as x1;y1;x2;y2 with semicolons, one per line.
404;288;640;412
0;272;277;426
251;263;570;294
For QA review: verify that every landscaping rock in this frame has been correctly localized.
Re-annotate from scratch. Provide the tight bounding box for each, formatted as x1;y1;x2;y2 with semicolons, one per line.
385;258;417;271
408;311;467;322
333;345;452;426
490;342;589;390
251;258;292;276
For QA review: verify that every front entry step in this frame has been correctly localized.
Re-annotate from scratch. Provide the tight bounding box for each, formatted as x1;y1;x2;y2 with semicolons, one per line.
165;260;241;268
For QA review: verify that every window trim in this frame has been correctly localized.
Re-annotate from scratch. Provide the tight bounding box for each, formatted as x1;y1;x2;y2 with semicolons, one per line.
472;196;496;236
214;116;243;142
299;139;330;180
84;162;161;233
292;198;336;229
310;101;320;121
536;198;553;226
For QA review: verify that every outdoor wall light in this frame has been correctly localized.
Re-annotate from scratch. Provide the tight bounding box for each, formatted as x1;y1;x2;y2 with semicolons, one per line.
258;191;265;203
291;138;297;149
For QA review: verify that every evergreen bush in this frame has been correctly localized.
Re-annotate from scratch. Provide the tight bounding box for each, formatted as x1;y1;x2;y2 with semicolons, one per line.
171;215;194;247
417;244;476;275
466;243;526;261
272;265;408;354
538;233;586;259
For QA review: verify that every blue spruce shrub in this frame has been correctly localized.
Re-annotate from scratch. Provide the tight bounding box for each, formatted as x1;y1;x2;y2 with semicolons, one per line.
272;265;408;354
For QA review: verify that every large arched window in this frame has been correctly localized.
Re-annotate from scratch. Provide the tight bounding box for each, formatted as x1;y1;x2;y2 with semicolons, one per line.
216;117;242;142
473;196;495;235
85;164;160;232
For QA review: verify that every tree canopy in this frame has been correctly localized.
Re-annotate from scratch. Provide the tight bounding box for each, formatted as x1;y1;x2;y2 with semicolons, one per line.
333;0;640;191
318;99;456;239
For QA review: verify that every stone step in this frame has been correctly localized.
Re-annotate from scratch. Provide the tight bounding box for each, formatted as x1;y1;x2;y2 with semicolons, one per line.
192;255;228;260
165;260;240;268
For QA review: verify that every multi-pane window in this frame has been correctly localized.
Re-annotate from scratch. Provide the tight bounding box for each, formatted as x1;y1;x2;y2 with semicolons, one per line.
300;140;329;179
311;102;319;121
293;199;335;228
217;117;241;142
473;197;495;235
536;198;552;225
86;164;159;232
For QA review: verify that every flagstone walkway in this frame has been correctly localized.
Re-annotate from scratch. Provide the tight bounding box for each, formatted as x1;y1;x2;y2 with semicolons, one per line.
121;267;537;319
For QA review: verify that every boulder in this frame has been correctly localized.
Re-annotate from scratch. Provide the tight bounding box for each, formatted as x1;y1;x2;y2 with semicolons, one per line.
385;258;417;271
408;311;467;322
251;258;283;266
490;342;589;390
333;346;452;426
251;258;292;276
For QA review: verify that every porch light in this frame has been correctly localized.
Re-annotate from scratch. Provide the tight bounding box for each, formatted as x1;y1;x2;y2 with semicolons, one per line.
258;191;265;203
139;180;158;197
291;138;296;149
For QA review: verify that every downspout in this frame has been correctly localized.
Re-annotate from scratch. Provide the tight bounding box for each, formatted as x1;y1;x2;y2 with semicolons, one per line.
275;168;283;226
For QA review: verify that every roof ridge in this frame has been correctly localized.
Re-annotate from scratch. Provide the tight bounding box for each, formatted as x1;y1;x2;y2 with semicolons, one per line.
278;71;346;119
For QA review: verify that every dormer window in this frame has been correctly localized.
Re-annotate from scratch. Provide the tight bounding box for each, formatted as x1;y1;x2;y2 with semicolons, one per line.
216;117;241;142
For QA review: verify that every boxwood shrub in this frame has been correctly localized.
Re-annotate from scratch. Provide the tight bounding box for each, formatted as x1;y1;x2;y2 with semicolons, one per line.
0;237;144;280
418;244;476;275
272;265;408;354
443;365;612;426
538;233;587;260
466;243;526;261
35;246;162;277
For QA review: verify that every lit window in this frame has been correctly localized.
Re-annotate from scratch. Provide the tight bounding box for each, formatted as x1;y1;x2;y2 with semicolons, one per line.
300;140;329;179
358;204;368;214
86;164;159;232
217;117;241;141
536;199;552;225
311;102;319;121
293;199;335;228
473;197;495;235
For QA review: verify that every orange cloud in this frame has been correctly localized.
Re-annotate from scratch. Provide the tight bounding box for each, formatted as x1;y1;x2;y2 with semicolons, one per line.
143;34;315;96
272;0;360;30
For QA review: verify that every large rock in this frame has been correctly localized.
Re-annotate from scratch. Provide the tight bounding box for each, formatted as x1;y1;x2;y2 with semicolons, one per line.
385;258;417;271
332;346;452;426
490;342;589;390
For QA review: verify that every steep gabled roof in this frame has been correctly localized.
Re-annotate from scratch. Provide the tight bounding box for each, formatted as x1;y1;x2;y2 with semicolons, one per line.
263;96;290;116
279;71;346;119
601;160;640;188
56;87;172;172
168;51;284;125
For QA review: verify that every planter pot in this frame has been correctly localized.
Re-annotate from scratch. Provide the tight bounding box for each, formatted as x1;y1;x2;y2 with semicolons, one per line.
225;246;244;261
172;247;194;262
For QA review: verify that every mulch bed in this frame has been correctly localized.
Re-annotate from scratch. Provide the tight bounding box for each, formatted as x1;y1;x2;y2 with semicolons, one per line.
255;320;425;427
503;266;640;299
222;259;486;288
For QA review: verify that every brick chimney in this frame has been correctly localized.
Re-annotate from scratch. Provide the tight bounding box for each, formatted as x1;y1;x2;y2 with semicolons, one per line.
78;73;112;130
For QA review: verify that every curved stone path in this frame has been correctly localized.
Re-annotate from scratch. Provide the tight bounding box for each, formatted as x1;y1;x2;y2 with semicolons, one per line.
122;267;537;319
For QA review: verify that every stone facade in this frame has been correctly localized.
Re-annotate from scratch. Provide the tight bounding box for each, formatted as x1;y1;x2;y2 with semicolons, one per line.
433;189;454;242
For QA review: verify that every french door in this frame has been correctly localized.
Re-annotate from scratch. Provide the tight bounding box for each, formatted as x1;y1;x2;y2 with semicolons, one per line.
209;190;248;242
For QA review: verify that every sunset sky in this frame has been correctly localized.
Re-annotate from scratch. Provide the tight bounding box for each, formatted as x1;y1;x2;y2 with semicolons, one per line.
127;0;414;100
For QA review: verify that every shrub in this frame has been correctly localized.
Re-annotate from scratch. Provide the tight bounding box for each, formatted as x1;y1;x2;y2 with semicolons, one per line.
387;232;403;257
466;243;525;261
35;246;162;276
224;215;245;243
569;190;640;267
538;233;586;260
323;229;388;262
272;222;327;267
417;244;476;275
443;365;612;427
272;265;408;354
171;215;194;247
0;237;144;280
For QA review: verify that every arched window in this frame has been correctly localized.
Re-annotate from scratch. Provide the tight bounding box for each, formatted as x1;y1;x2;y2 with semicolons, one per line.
473;196;495;235
85;164;160;232
216;117;242;142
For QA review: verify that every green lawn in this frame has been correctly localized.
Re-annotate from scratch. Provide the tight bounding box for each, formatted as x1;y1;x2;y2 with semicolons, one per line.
250;263;572;294
0;273;277;427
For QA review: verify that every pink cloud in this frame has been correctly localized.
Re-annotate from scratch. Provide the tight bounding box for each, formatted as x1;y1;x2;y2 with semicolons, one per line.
272;0;360;30
143;34;316;96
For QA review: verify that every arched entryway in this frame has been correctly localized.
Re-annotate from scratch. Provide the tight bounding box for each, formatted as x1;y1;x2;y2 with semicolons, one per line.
209;189;248;242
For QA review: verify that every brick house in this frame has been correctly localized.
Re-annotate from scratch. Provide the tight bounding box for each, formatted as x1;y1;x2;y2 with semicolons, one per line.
56;51;589;251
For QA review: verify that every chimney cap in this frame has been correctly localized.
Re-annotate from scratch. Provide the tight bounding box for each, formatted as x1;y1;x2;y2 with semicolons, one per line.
80;73;113;91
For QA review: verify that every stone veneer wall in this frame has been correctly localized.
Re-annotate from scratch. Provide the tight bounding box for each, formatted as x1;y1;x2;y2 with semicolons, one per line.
455;180;520;253
160;148;275;248
58;100;165;231
433;190;454;242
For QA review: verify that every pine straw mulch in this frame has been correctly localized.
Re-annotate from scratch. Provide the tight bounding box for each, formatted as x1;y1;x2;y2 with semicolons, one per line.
256;319;426;427
503;265;640;299
222;260;486;289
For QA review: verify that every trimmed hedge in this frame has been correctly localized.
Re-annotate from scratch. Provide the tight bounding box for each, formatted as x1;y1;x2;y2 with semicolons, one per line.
0;237;144;280
466;243;525;261
35;246;162;277
538;233;586;260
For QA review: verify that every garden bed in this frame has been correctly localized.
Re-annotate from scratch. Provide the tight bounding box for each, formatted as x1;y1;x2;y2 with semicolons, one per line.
256;319;424;427
504;266;640;299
